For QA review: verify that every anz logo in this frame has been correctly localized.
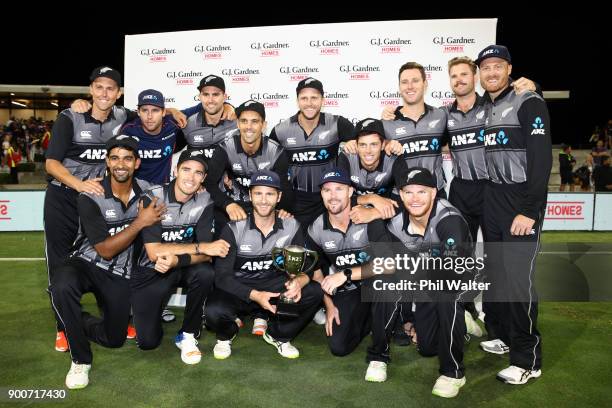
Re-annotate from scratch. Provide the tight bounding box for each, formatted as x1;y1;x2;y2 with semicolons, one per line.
138;145;172;159
484;130;509;146
241;260;274;270
108;223;130;236
402;138;440;154
531;117;546;135
451;132;478;146
291;148;331;162
336;251;371;266
79;149;106;160
162;227;194;242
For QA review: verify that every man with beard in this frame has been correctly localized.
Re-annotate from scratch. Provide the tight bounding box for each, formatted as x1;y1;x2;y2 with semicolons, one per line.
476;45;551;385
131;149;230;364
48;135;165;389
205;170;322;359
307;168;399;383
269;77;356;226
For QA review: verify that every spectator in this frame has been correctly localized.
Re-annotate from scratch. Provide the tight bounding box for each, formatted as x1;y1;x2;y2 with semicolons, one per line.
590;139;609;168
593;156;612;192
559;144;576;191
589;125;602;145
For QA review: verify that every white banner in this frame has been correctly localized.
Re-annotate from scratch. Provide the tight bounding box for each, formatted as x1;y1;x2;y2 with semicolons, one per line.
0;191;45;231
124;19;497;127
543;193;594;230
594;193;612;230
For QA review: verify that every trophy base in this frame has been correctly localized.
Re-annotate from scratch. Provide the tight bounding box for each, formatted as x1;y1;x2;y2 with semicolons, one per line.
271;297;300;317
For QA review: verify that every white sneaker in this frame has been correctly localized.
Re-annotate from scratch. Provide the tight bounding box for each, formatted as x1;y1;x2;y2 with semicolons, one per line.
174;332;202;365
480;338;509;354
65;362;91;389
497;365;541;384
312;308;326;325
213;339;232;360
263;331;299;358
365;361;387;382
252;318;267;336
432;375;466;398
465;311;484;337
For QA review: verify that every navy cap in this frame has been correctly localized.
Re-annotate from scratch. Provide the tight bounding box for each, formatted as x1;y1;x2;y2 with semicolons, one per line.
296;77;324;96
137;89;165;108
319;167;351;187
177;149;208;172
475;45;512;66
396;167;436;189
250;170;281;189
235;99;266;121
89;66;122;87
354;118;385;139
198;74;226;92
106;135;140;157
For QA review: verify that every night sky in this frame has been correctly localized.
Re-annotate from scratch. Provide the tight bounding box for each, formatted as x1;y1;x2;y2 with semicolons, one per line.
3;8;607;146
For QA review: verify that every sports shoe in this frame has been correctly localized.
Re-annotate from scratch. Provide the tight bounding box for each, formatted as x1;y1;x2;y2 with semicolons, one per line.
161;308;176;323
480;338;509;354
175;332;202;364
65;362;91;389
365;361;387;382
126;324;137;340
213;339;232;360
312;308;326;325
432;375;466;398
496;365;541;384
252;318;267;336
263;331;299;359
55;331;69;352
465;311;484;337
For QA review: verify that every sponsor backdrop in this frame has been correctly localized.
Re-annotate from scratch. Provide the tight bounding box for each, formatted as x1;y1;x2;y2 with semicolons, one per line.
4;192;610;232
123;19;497;127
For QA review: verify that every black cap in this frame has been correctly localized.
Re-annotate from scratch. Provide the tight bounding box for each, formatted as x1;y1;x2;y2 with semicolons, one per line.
250;170;281;189
319;167;351;187
89;66;122;87
197;74;225;92
137;89;165;108
396;167;436;189
475;45;512;66
235;100;266;120
177;149;208;172
354;118;385;139
106;135;140;156
296;77;324;96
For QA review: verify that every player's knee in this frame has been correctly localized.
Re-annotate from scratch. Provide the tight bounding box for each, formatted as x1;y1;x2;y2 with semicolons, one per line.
137;335;162;351
417;343;437;357
301;281;323;303
328;338;354;357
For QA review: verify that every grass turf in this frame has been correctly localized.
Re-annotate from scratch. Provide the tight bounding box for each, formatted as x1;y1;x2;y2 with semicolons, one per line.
0;232;610;407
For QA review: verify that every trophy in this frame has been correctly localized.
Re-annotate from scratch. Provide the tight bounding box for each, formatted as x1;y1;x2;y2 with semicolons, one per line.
271;245;319;316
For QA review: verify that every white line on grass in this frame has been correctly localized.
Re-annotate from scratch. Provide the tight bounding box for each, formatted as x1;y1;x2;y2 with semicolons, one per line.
0;258;45;261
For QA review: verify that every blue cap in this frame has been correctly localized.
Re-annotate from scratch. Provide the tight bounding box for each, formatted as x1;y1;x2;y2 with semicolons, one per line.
319;167;351;187
475;45;512;66
137;89;165;108
250;170;280;189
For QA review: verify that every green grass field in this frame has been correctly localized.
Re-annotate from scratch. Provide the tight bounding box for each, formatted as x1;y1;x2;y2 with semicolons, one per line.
0;232;610;407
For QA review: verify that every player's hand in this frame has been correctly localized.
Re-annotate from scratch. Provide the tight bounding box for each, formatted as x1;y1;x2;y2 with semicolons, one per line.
136;197;166;227
154;252;178;273
321;272;347;296
342;140;358;154
365;194;398;219
383;139;403;156
167;108;187;128
381;105;395;120
325;306;340;337
226;203;247;221
198;239;230;257
511;77;536;94
223;173;233;190
221;103;236;121
510;214;536;236
77;177;104;195
71;99;92;113
283;279;302;303
251;290;280;314
277;209;293;219
350;205;379;224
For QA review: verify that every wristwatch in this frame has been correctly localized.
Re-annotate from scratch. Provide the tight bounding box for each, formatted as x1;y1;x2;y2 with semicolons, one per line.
342;268;352;285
